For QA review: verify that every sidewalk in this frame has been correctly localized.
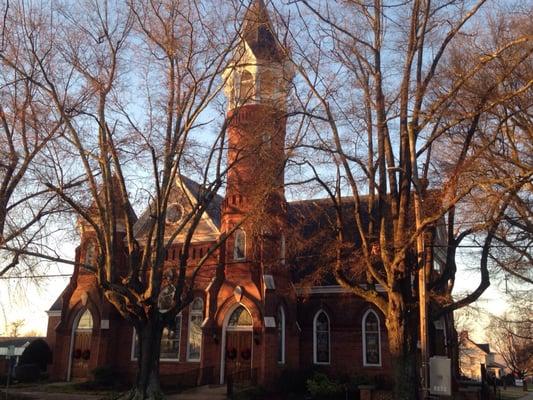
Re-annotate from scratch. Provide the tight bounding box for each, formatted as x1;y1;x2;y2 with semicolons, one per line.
168;385;227;400
518;392;533;400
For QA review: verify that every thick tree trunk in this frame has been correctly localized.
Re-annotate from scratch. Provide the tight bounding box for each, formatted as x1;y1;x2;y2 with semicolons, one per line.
386;294;419;400
126;320;165;400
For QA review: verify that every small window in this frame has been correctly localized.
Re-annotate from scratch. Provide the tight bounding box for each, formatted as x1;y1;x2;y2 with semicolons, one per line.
187;298;204;361
233;229;246;260
362;310;381;366
132;314;181;361
313;310;330;364
277;307;285;364
85;242;96;267
262;132;271;151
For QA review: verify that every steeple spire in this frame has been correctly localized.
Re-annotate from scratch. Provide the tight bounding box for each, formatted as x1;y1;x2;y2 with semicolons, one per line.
241;0;284;62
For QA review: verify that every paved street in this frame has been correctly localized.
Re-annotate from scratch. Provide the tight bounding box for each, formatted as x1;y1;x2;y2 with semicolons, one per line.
2;385;227;400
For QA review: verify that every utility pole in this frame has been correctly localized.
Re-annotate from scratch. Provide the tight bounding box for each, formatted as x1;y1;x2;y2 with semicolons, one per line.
419;245;430;400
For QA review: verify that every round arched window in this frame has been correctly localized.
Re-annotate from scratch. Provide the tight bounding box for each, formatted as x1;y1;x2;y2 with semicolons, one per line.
166;203;184;223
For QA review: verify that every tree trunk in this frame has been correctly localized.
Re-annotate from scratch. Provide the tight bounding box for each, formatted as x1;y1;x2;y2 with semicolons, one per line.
126;319;165;400
386;294;419;400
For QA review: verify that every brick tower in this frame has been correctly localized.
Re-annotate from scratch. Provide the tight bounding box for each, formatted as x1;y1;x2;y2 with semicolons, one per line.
202;0;296;386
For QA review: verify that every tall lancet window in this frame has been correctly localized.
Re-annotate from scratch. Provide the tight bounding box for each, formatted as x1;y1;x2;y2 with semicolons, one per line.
239;70;254;103
362;309;381;366
313;310;330;364
234;229;246;260
187;298;204;361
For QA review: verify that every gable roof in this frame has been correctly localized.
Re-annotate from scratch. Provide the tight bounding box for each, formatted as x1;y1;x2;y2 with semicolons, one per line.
133;176;223;238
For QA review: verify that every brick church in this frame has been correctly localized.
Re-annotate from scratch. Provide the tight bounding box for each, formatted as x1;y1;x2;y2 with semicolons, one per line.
45;0;454;388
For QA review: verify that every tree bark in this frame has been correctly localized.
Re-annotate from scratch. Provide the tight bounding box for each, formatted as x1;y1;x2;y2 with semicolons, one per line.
386;293;418;400
126;319;165;400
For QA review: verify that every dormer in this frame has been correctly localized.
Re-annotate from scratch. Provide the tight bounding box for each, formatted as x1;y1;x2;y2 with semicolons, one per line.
223;0;294;111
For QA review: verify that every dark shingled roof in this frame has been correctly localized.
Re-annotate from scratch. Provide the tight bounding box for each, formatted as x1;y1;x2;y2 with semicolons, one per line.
476;343;491;354
48;293;63;312
286;197;376;286
242;0;285;62
133;176;224;238
0;337;41;347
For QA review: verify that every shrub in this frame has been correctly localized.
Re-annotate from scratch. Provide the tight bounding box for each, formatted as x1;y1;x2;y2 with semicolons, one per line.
91;365;120;387
14;364;40;383
19;339;52;371
279;368;314;394
306;372;344;399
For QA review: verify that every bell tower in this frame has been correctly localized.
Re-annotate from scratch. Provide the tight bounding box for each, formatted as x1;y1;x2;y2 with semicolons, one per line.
221;0;293;239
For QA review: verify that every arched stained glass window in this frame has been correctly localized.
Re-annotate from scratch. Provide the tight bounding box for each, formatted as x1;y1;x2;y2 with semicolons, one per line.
233;229;246;261
187;298;204;361
228;306;252;327
313;310;330;364
363;310;381;366
77;309;93;330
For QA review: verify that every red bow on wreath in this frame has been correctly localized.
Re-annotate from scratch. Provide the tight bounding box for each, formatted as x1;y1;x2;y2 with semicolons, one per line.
241;349;251;360
226;348;237;360
74;349;82;359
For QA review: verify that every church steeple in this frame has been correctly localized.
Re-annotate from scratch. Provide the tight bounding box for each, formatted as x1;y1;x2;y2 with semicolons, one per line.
223;0;293;112
221;0;292;267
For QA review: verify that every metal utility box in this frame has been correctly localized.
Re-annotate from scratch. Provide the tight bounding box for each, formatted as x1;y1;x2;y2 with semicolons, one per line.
430;356;452;396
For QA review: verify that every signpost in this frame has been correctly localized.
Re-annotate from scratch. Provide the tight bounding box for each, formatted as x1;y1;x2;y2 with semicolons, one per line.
429;356;452;397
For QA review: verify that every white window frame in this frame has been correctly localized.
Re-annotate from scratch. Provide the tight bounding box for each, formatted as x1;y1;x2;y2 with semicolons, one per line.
313;310;330;365
277;307;286;364
362;309;382;367
187;298;204;362
130;313;182;362
233;229;246;261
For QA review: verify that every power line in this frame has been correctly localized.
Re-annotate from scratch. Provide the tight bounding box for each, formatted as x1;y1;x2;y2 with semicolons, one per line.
0;274;71;280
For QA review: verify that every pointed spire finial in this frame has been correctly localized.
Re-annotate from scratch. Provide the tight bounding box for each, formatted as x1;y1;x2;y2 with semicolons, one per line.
242;0;285;61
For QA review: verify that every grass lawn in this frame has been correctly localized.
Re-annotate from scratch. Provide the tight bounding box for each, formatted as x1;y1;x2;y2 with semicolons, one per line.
497;386;533;400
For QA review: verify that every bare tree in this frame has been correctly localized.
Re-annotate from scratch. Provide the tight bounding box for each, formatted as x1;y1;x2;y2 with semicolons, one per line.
489;305;533;390
0;0;64;278
277;1;533;398
0;1;258;398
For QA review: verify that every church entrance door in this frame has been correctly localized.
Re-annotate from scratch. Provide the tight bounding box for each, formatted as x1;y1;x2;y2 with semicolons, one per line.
222;305;253;384
70;309;93;380
225;331;252;380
